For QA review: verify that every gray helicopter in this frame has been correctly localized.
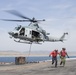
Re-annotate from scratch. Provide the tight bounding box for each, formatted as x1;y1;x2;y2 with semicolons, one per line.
2;10;68;44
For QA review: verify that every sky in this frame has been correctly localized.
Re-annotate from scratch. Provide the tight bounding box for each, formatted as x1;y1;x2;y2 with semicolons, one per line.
0;0;76;52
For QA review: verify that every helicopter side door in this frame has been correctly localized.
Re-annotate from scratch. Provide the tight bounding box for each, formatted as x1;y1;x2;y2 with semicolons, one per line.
19;27;32;38
24;28;32;39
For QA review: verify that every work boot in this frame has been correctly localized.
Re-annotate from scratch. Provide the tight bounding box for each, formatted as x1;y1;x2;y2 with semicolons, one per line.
52;62;54;65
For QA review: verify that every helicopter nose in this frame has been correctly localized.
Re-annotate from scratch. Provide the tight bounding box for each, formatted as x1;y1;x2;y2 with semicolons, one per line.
8;31;14;36
8;31;18;37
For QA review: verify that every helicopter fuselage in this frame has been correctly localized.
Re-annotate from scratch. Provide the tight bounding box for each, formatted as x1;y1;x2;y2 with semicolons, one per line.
8;24;68;44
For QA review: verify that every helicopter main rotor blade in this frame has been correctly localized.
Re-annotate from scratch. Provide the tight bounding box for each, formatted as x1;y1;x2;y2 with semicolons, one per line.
1;19;30;22
1;19;45;23
3;10;45;23
36;19;45;22
5;10;32;20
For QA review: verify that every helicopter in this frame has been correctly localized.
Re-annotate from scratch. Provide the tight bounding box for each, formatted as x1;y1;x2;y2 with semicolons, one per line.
1;10;68;44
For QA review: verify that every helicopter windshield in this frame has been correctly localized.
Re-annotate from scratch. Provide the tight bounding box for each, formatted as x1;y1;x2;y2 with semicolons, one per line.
15;25;21;31
33;23;39;28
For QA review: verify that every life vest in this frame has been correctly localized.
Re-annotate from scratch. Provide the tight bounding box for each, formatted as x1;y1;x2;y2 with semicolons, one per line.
50;51;58;57
60;50;67;57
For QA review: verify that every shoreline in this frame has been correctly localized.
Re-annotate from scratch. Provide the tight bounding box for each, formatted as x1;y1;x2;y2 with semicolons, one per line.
0;51;76;57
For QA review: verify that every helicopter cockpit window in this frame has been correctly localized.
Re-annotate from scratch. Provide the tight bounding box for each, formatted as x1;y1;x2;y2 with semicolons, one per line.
15;25;21;31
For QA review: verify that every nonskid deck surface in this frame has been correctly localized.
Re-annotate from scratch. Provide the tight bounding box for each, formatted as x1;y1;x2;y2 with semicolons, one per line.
0;59;76;75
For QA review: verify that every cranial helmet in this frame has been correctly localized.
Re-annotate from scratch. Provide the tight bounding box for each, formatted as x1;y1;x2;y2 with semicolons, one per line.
62;48;66;50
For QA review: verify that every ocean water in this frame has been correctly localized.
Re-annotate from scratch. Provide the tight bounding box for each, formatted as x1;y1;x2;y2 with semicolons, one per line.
0;56;76;63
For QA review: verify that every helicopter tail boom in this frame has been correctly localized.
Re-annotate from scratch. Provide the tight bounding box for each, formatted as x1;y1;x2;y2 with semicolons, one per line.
45;32;68;42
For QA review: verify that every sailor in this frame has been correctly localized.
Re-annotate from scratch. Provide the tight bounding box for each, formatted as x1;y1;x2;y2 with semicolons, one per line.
60;48;69;66
49;49;59;67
